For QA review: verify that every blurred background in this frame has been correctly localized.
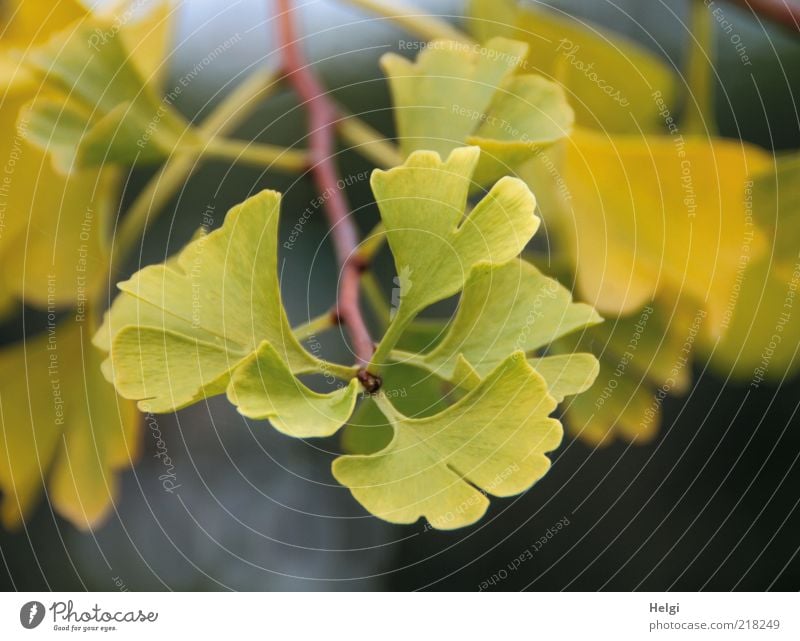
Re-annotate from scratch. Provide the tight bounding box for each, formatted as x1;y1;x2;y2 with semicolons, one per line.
1;0;799;590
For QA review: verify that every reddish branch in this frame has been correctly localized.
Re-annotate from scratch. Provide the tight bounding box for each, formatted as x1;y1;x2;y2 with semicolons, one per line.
276;0;378;383
726;0;800;32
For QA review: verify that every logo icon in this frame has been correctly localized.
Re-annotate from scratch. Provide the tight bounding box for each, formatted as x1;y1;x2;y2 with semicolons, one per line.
20;601;45;629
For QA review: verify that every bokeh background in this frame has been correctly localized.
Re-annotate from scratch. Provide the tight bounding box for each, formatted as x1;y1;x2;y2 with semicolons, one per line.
1;0;799;590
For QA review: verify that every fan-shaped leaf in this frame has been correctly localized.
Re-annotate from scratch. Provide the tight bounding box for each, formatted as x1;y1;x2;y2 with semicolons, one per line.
333;353;561;529
0;320;138;528
469;0;678;134
99;190;358;434
370;146;540;359
393;259;600;395
383;37;573;184
20;16;197;172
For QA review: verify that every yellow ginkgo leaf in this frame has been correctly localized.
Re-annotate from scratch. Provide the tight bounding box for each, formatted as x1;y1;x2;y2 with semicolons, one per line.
21;14;197;172
545;128;772;336
0;318;139;529
469;0;679;134
556;297;706;444
703;154;800;381
0;0;173;310
382;37;573;185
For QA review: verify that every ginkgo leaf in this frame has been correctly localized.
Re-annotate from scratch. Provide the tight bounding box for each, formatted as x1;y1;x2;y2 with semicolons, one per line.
554;298;704;444
704;260;800;382
0;0;173;309
751;153;800;277
333;353;561;529
99;190;358;434
469;0;679;134
703;154;800;380
19;16;197;172
0;98;118;307
382;37;573;184
227;342;359;438
109;0;174;88
391;259;601;396
1;0;87;46
527;353;600;403
370;146;540;358
0;319;139;529
587;300;702;396
341;362;449;456
551;128;773;333
562;357;661;446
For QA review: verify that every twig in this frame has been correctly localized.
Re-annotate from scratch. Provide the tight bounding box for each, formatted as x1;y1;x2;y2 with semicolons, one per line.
341;0;473;43
684;0;718;136
203;137;308;169
276;0;378;385
726;0;800;33
336;111;404;168
112;67;283;275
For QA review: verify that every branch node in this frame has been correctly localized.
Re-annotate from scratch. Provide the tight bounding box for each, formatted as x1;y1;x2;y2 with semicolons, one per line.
357;369;383;394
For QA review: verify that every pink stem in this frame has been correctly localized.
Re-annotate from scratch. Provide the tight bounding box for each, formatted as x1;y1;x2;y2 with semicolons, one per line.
276;0;378;382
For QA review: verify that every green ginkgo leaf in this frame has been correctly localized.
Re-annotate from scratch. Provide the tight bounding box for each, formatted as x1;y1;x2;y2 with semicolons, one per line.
468;0;678;134
391;258;601;399
382;37;573;184
333;352;561;529
227;342;359;438
0;319;139;529
19;16;198;172
341;361;449;456
97;190;358;434
370;146;540;360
